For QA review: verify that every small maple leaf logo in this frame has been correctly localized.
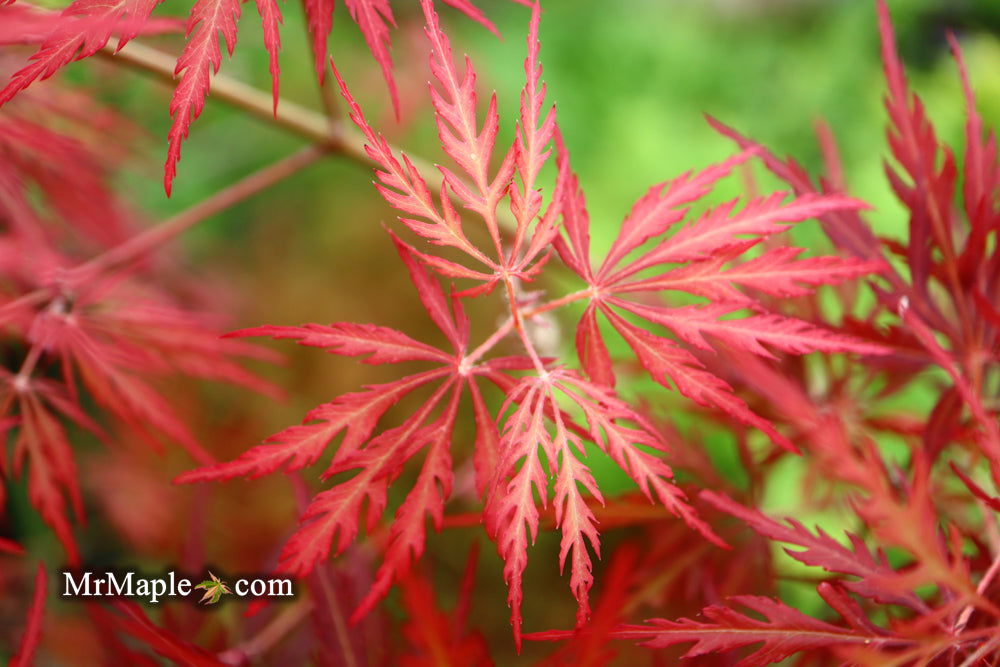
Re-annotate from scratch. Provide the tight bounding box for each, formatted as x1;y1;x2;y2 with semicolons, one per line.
194;572;232;605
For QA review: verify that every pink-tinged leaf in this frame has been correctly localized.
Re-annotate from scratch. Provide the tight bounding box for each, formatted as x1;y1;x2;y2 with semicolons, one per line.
551;133;593;280
949;33;999;277
509;1;557;263
254;0;283;115
412;247;497;284
557;375;723;547
302;0;334;80
620;247;885;301
36;314;211;463
611;192;869;283
277;379;456;578
484;377;552;651
227;322;453;365
549;409;601;627
877;0;958;294
175;370;447;483
601;307;795;452
352;386;460;622
8;563;46;667
345;0;398;115
598;150;755;280
0;5;63;45
576;303;615;387
165;0;242;195
719;249;885;298
469;377;500;497
421;0;507;221
707;116;894;273
0;0;170;107
702;490;924;610
593;596;884;666
333;65;494;268
610;299;889;358
10;391;83;563
389;232;466;353
610;241;757;303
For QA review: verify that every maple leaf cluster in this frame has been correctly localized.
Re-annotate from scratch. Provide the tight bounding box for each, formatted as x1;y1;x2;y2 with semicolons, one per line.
530;2;1000;663
0;54;274;666
1;0;999;664
174;0;891;650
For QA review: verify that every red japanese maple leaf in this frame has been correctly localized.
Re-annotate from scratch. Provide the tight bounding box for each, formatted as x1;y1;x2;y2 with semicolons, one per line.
0;0;525;194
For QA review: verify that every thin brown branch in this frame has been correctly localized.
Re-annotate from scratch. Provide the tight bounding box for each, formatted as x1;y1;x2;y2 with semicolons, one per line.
0;145;326;325
73;145;327;281
97;41;439;191
217;598;314;663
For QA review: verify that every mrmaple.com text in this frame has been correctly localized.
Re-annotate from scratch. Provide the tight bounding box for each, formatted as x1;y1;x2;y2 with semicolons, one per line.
61;570;294;604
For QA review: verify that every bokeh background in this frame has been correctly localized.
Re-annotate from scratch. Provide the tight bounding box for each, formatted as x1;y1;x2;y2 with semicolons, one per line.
4;0;1000;662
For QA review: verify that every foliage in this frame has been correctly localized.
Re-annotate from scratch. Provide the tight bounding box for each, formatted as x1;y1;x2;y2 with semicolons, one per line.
1;0;999;664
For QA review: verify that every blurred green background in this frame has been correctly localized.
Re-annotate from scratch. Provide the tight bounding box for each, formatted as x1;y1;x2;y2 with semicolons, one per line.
29;0;1000;661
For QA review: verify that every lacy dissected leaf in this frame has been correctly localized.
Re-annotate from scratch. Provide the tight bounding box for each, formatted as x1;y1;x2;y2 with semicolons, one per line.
0;0;522;193
508;0;560;271
606;192;869;283
0;114;136;249
176;236;519;620
254;0;284;114
702;490;924;610
334;65;496;277
484;368;717;649
484;373;582;650
337;0;559;292
876;0;957;297
22;285;269;464
0;0;177;106
421;0;510;249
2;378;92;563
600;305;795;451
165;0;242;195
610;300;887;359
567;596;885;666
619;245;885;305
551;139;884;448
345;0;398;113
301;0;335;80
596;150;756;280
349;385;460;621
